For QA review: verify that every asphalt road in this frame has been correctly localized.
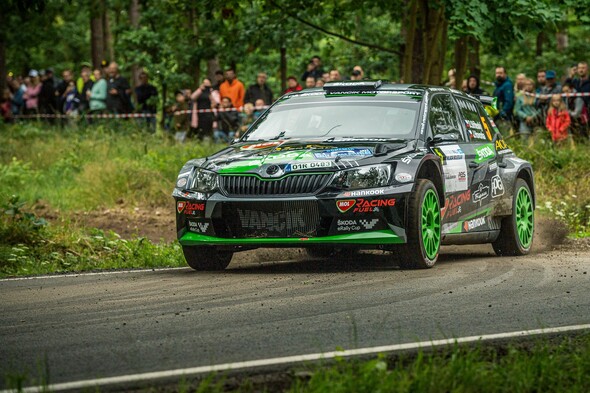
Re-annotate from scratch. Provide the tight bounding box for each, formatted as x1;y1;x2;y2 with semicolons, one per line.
1;243;589;390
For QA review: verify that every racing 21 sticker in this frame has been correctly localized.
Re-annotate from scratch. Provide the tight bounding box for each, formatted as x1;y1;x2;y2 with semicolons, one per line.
474;144;495;163
491;175;505;198
177;201;205;215
472;183;490;205
314;147;373;160
336;198;396;213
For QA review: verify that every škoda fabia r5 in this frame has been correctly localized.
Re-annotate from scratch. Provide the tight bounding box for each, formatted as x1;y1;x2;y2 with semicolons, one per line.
173;81;535;270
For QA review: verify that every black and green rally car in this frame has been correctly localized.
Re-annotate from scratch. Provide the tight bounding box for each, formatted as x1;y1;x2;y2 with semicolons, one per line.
172;81;535;270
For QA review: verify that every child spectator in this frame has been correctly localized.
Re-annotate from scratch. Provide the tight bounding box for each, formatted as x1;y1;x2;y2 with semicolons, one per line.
546;93;571;145
514;79;540;141
215;97;240;143
253;98;266;120
239;102;255;137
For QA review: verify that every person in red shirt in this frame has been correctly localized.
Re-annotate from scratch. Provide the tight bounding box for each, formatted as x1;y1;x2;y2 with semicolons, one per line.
546;93;572;146
284;76;303;94
219;68;245;109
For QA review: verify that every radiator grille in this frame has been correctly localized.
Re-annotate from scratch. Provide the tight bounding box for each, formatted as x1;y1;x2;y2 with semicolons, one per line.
219;174;331;196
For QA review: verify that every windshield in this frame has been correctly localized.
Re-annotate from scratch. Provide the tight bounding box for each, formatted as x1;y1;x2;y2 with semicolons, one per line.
242;96;420;141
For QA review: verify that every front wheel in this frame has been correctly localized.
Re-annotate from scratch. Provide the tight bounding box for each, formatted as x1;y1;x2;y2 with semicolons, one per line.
492;178;534;256
398;179;441;269
182;246;233;271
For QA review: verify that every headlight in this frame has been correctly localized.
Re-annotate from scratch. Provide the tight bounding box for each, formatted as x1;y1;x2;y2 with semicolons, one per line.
329;164;392;190
192;169;218;193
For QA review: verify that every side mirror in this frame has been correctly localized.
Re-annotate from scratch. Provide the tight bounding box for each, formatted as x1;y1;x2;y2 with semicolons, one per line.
430;132;460;145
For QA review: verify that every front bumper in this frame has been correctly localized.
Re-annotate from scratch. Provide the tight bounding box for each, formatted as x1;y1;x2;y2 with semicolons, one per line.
174;184;413;248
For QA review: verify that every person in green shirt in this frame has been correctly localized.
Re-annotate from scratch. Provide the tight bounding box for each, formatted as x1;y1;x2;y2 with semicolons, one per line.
88;69;107;112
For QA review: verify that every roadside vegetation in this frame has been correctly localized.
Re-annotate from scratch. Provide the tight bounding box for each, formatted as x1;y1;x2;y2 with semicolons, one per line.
0;123;589;277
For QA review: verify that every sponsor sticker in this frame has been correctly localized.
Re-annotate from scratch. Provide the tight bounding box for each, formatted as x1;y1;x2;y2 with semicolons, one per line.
472;183;490;205
495;138;511;153
335;218;380;232
343;188;386;197
188;221;210;233
241;141;281;150
488;162;498;172
401;152;420;164
474;144;495;163
395;173;413;183
491;175;505;198
480;116;493;140
353;198;395;213
336;199;356;213
237;209;307;232
463;216;487;232
439;145;468;192
441;189;471;219
285;161;333;171
314;147;373;159
177;201;205;215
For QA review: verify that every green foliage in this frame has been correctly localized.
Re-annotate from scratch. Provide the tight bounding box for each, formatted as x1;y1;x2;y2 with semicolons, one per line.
0;195;47;245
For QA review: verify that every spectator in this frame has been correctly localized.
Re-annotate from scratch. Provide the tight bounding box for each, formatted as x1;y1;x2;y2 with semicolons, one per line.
465;75;486;95
9;79;25;116
253;98;265;120
106;62;132;114
284;76;302;93
329;69;342;82
1;88;13;123
514;73;526;98
39;68;57;118
239;102;255;137
77;68;94;113
212;70;225;91
219;67;245;109
493;66;514;121
304;76;316;89
535;69;546;93
215;96;240;143
23;70;42;115
562;83;588;137
190;77;219;140
135;71;158;130
573;61;590;112
546;93;571;145
244;72;273;105
445;68;456;89
538;70;562;115
301;56;324;81
63;80;79;115
460;79;468;92
350;69;362;80
88;69;107;113
514;78;540;141
55;69;74;113
321;72;330;83
315;79;325;87
173;90;190;142
353;65;365;79
565;64;578;86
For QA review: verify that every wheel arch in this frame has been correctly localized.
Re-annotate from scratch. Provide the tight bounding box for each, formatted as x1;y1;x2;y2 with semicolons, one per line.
415;158;445;206
516;165;535;209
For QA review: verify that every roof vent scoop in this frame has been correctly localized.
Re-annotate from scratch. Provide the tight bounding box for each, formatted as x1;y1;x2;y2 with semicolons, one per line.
323;80;382;93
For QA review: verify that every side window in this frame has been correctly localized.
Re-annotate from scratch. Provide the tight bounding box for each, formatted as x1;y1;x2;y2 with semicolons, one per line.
455;96;491;142
429;94;464;141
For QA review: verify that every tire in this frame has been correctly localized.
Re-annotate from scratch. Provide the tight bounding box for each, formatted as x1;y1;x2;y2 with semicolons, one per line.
398;179;441;269
492;178;534;256
306;246;336;259
182;246;233;271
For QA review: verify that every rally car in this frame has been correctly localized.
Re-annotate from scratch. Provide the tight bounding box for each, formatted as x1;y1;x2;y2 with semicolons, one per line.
172;81;535;270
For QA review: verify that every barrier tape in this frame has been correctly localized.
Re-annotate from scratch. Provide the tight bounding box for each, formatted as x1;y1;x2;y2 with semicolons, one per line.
523;91;590;99
13;105;270;120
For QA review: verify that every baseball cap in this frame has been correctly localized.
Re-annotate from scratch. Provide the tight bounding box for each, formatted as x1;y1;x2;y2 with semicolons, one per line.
546;70;556;79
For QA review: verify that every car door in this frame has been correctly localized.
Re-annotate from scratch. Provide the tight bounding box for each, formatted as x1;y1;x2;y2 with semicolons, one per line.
453;94;500;232
427;93;479;233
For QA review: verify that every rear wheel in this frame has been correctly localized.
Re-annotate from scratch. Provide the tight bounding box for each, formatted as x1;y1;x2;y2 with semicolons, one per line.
182;246;233;271
492;178;534;256
398;179;441;269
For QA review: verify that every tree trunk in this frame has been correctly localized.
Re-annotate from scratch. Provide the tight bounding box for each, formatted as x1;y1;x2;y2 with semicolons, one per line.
467;36;480;80
187;4;200;87
556;30;568;52
410;0;426;83
103;9;114;62
280;47;287;92
454;36;468;88
428;19;447;85
207;57;220;81
536;32;544;57
0;10;6;94
90;0;105;69
129;0;140;90
402;0;418;83
422;3;445;84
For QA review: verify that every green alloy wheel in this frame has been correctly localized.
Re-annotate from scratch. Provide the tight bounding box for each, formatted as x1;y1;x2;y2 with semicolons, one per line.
493;178;534;256
399;179;441;269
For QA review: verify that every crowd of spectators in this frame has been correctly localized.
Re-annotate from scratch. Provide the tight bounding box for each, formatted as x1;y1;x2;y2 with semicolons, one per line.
2;55;589;146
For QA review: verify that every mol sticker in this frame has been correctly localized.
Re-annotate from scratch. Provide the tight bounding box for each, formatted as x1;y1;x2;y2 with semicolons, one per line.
336;199;356;213
314;147;373;159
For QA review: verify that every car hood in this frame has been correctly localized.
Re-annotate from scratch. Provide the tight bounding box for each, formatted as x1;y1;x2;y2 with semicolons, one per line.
201;139;412;176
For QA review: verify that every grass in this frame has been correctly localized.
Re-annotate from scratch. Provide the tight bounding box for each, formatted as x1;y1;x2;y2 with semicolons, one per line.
4;333;589;392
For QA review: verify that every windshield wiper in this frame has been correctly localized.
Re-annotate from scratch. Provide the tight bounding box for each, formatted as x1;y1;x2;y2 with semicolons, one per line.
317;124;341;137
269;131;287;140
